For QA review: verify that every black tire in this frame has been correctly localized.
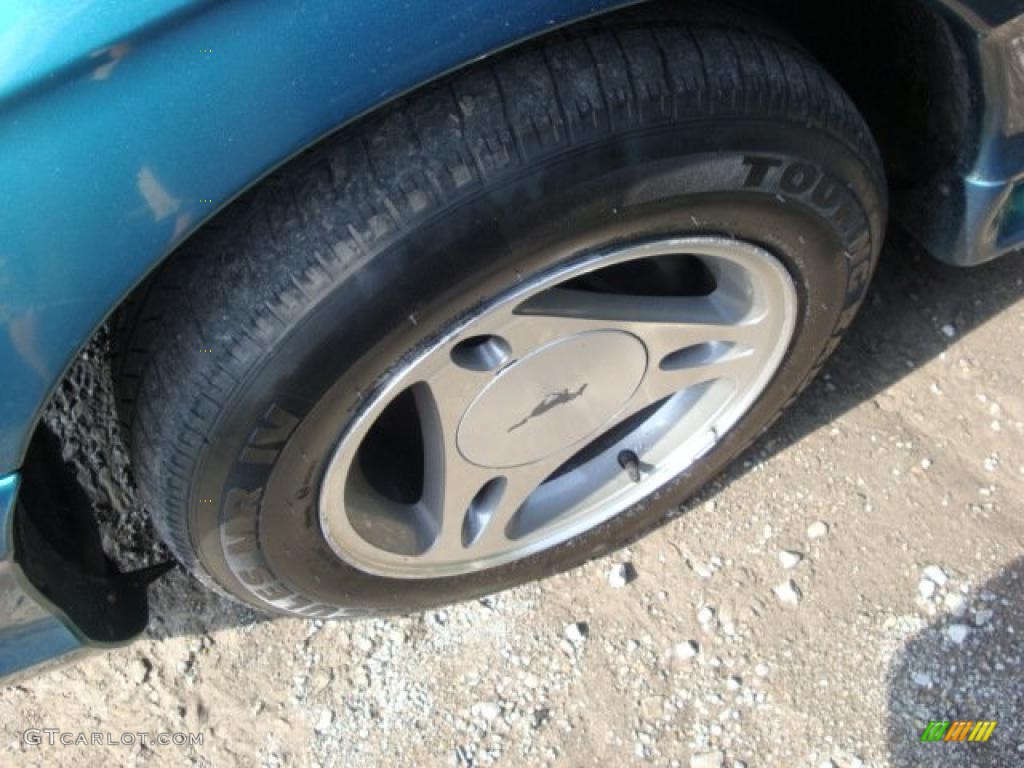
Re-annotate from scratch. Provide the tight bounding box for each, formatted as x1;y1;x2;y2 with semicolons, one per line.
114;17;886;617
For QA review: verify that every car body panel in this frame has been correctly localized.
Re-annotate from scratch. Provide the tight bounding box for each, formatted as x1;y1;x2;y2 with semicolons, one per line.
900;1;1024;263
1;0;1023;679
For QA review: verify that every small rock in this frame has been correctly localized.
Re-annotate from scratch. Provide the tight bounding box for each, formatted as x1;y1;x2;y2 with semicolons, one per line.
471;702;502;723
917;579;936;600
565;622;588;645
974;608;994;626
773;580;802;606
690;560;715;580
754;663;770;678
912;672;932;687
920;458;933;470
725;676;742;691
608;562;637;588
941;324;956;338
690;750;725;768
779;550;803;569
639;695;665;721
315;709;334;734
672;640;700;661
947;624;971;645
697;606;716;625
807;521;829;539
923;565;948;586
944;593;967;617
127;658;150;685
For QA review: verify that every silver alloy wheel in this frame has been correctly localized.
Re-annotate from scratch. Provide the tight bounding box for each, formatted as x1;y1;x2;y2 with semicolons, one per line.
319;237;797;579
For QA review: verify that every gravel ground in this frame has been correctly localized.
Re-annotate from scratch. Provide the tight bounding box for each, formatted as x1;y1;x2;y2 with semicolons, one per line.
2;235;1023;768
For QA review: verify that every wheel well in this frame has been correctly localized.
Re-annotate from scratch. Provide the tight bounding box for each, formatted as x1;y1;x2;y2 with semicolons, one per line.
749;0;975;189
620;0;975;190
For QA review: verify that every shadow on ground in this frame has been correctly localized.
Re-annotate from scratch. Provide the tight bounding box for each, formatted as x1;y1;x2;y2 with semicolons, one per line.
886;556;1024;766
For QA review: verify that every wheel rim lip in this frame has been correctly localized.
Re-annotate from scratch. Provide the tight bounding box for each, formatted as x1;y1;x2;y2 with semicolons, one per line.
318;236;798;579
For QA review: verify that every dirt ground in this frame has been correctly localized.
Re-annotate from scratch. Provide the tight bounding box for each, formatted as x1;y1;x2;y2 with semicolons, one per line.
2;234;1023;768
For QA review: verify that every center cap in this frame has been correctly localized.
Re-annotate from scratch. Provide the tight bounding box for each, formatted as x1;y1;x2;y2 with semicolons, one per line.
457;331;648;468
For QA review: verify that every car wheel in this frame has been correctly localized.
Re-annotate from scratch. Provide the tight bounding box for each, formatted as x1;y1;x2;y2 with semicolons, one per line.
114;19;886;616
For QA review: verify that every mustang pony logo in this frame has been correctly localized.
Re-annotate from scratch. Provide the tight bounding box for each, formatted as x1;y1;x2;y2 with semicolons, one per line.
508;384;588;433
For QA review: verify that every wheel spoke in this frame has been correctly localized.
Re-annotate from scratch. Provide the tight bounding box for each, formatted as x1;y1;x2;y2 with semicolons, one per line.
636;342;762;406
413;371;495;559
509;287;768;363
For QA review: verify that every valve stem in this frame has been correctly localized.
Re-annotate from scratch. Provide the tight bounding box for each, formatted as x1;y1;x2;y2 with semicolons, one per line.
617;449;642;483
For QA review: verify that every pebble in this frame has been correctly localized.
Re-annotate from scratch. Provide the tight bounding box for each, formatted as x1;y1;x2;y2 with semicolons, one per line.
698;606;716;625
127;658;149;685
944;593;967;617
946;624;971;645
471;702;502;723
608;562;636;588
565;622;588;645
941;324;956;338
779;550;803;569
917;579;936;600
923;565;947;586
690;750;725;768
912;672;932;687
315;709;334;734
773;580;802;606
672;641;701;661
807;521;829;539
